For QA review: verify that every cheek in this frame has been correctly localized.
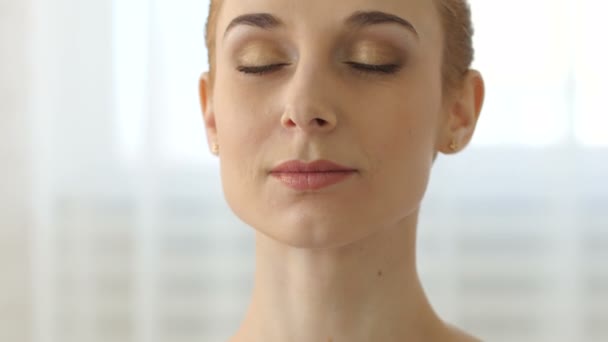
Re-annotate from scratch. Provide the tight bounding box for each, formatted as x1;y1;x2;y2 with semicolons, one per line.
214;76;270;149
355;81;441;210
360;86;441;160
213;80;275;204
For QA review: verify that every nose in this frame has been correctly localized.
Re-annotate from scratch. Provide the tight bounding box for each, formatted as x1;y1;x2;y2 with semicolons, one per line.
281;110;337;133
280;67;338;134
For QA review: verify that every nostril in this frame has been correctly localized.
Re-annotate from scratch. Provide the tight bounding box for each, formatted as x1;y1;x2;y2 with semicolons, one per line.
283;118;296;127
314;118;327;126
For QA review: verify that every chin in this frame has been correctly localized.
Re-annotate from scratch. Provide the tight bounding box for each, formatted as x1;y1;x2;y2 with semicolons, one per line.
249;211;378;250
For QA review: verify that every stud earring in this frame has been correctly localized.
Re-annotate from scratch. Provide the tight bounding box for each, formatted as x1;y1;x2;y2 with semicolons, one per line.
211;142;219;155
450;140;458;151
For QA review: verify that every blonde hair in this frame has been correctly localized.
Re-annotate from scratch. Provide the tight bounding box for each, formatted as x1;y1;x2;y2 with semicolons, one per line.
204;0;474;93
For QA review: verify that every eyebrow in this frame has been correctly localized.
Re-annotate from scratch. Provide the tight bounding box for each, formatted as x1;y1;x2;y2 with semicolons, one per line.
223;10;419;40
224;13;282;39
346;11;418;38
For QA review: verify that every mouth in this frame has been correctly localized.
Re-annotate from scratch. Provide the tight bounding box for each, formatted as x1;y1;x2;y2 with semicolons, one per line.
269;159;357;191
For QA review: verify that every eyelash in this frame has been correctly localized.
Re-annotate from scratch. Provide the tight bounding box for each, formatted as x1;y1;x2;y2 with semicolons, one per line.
236;62;401;76
345;62;402;75
237;63;289;75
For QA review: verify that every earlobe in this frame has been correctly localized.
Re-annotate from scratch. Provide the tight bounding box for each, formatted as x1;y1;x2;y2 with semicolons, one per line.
199;72;218;151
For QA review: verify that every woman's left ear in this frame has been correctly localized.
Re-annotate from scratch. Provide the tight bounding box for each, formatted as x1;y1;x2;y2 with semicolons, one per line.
440;69;485;153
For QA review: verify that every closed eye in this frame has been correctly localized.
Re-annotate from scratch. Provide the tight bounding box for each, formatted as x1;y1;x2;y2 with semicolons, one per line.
237;63;290;75
236;62;401;75
344;62;401;74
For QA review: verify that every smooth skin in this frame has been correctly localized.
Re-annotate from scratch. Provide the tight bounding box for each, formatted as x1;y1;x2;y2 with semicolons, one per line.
199;0;485;341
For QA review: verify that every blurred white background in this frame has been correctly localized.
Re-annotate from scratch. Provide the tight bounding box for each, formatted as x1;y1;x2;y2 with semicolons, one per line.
1;0;607;341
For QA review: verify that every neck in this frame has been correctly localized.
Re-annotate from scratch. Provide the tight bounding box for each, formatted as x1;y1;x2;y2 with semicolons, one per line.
231;210;446;342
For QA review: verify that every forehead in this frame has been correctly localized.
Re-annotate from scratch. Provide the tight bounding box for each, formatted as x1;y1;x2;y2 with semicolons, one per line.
215;0;442;45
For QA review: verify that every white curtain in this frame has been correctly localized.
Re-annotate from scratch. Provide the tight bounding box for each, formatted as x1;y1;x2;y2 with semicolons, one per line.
1;0;607;341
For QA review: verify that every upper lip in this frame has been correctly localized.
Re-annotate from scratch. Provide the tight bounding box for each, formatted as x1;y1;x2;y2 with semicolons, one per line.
270;160;357;173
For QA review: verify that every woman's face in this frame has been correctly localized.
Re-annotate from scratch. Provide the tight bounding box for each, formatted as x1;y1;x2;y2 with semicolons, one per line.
203;0;451;248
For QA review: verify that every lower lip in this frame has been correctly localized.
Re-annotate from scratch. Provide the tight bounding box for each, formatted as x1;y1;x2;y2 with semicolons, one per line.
270;171;356;191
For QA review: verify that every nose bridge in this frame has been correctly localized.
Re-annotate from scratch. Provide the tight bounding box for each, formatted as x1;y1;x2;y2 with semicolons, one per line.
281;56;338;133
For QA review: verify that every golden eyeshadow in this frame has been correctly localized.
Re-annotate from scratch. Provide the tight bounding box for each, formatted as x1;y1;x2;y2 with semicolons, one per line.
347;41;400;64
235;43;286;65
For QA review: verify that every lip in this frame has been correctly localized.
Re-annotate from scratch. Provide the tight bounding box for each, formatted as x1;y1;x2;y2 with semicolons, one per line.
270;160;356;173
269;160;357;191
